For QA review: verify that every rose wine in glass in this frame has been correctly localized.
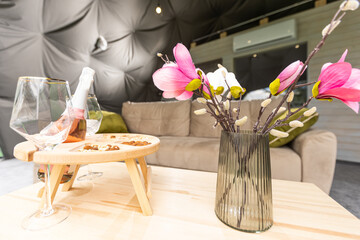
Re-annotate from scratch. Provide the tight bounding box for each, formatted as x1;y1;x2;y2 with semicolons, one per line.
10;76;75;231
77;93;103;181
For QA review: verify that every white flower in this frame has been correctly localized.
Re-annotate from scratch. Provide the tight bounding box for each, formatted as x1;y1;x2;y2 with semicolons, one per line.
270;129;289;138
261;99;272;108
194;109;207;115
289;120;304;128
322;20;341;37
340;0;359;11
287;91;294;103
233;108;238;113
215;109;220;116
196;97;207;104
206;65;244;95
223;100;230;111
226;72;243;90
235;116;248;126
304;107;317;117
206;68;228;92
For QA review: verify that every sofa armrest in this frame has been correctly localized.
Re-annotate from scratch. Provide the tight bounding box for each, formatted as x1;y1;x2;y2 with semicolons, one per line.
290;129;337;194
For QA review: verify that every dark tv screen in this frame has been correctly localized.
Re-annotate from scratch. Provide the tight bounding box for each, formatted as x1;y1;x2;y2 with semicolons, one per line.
234;43;307;94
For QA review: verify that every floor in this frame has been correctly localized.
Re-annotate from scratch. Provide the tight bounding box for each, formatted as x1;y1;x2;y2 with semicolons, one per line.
329;160;360;218
0;159;34;195
0;158;359;218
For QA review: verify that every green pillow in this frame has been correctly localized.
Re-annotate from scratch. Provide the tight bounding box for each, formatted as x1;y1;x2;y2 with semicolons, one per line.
269;108;318;148
96;111;128;133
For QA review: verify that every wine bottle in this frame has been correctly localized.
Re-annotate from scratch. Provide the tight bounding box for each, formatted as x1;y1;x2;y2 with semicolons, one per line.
64;67;95;143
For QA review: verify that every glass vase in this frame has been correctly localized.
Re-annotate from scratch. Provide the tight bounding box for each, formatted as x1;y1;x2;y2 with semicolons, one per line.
215;130;273;232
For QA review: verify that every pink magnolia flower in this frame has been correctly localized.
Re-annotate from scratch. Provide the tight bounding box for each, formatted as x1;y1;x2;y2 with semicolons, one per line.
152;43;202;100
269;60;304;96
312;50;360;113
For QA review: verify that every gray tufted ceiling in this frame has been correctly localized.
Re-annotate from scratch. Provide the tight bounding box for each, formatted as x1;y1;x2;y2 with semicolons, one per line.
0;0;337;113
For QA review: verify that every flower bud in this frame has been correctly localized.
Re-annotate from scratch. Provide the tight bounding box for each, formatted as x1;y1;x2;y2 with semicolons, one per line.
279;107;287;113
194;109;207;115
157;53;163;57
340;0;359;11
235;116;248;126
215;109;220;116
223;100;230;111
227;91;232;99
233;108;238;113
322;20;341;37
196;97;207;104
270;129;289;138
261;99;272;108
269;61;304;96
287;91;294;103
304;107;317;117
289;120;304;128
272;107;286;114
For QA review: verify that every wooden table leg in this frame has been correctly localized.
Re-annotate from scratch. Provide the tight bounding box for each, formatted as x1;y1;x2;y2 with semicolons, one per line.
40;164;66;207
62;164;81;192
138;157;152;198
125;158;152;216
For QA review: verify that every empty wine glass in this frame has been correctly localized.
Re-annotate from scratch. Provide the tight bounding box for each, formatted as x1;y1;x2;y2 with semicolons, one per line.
10;77;75;231
77;93;103;181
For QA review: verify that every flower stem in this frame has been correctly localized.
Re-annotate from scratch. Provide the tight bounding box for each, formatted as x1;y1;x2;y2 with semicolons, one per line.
253;93;272;133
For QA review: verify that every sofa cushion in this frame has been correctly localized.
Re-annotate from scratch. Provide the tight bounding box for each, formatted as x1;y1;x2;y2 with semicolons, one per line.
96;111;128;133
270;146;302;181
145;136;220;172
122;100;191;136
190;100;252;138
269;108;319;147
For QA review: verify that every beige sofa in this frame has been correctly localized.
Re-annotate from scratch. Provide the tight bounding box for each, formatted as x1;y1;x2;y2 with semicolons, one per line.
122;99;337;194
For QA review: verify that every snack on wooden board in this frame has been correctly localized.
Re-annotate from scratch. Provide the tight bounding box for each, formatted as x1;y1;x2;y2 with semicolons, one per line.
121;141;151;146
79;143;120;152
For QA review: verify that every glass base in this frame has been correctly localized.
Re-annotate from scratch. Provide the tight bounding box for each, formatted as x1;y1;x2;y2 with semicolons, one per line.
77;172;103;181
22;204;71;231
215;210;273;233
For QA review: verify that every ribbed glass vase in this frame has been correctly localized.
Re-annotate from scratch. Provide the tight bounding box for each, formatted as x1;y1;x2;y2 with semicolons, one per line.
215;130;273;232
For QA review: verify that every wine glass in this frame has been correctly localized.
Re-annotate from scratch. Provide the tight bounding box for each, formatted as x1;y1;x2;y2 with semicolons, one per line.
77;93;103;181
10;76;75;231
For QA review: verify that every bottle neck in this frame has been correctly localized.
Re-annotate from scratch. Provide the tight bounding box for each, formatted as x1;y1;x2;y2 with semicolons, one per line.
73;108;85;119
72;67;95;111
72;90;87;110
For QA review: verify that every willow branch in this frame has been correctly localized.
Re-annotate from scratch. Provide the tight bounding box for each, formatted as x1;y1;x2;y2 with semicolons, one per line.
260;7;347;134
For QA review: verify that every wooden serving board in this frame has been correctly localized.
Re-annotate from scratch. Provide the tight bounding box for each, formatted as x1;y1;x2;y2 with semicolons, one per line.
14;133;160;165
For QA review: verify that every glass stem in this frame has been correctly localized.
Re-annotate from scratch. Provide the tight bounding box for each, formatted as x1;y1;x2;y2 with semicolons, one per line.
87;164;92;175
41;164;54;216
